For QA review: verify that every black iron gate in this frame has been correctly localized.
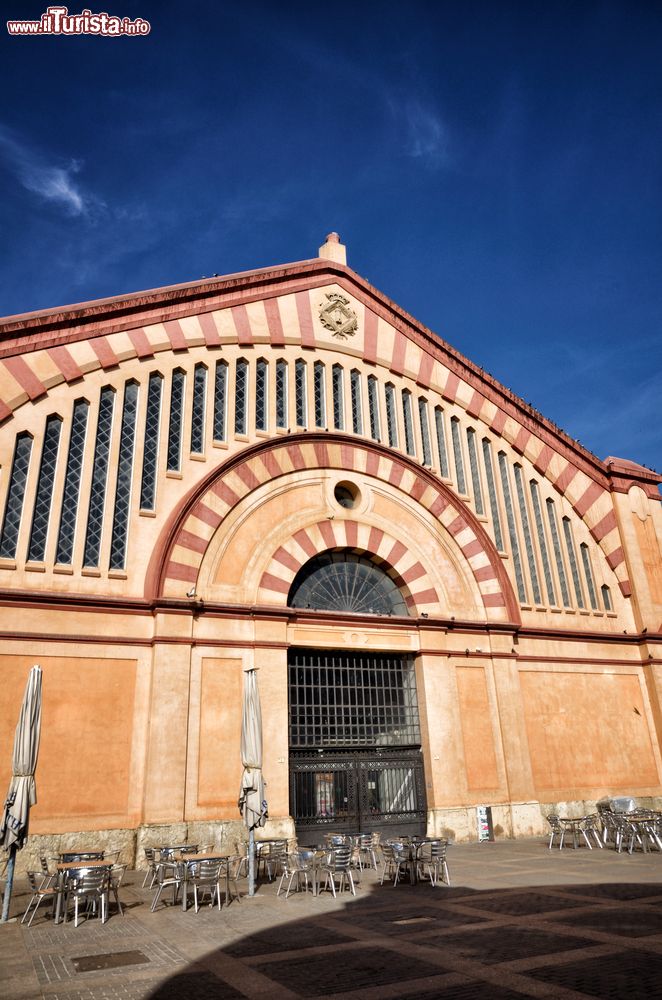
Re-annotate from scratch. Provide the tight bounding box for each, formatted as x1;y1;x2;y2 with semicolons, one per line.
288;648;427;840
289;749;427;840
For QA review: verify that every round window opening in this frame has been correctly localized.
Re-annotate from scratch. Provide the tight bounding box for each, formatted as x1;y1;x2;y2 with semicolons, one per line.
334;481;360;509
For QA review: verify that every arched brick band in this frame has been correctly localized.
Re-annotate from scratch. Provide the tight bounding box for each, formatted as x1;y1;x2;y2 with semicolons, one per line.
150;433;520;621
258;520;436;613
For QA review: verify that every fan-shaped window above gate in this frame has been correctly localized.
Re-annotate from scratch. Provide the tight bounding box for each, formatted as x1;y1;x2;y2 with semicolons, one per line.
288;551;409;616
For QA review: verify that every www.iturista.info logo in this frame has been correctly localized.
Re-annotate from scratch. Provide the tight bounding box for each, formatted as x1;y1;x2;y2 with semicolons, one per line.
7;6;151;36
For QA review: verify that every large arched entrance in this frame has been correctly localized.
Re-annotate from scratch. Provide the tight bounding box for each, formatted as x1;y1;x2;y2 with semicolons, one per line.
287;552;427;841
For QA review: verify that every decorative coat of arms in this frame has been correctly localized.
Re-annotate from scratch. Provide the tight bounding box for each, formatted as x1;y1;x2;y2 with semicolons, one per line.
318;293;358;339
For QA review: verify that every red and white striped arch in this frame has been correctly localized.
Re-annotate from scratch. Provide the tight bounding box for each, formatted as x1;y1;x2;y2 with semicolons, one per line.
156;434;519;620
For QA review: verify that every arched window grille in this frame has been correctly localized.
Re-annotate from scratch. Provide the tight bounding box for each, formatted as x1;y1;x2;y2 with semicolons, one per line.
481;438;503;550
368;375;381;441
288;551;409;616
109;380;139;570
529;480;556;606
167;368;186;470
190;363;207;452
276;359;288;429
140;373;163;511
435;408;449;478
56;399;89;565
562;516;585;608
498;451;527;602
546;500;571;607
402;390;415;456
0;432;33;559
314;361;326;428
450;417;466;494
418;398;432;467
213;360;228;442
255;358;268;432
235;359;248;436
27;414;62;562
332;364;344;430
514;464;541;604
295;359;307;427
350;369;363;434
580;542;599;610
385;383;398;447
83;386;115;568
466;428;484;515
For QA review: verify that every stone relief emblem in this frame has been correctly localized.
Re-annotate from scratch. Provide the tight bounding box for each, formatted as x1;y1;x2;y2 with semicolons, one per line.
318;292;358;339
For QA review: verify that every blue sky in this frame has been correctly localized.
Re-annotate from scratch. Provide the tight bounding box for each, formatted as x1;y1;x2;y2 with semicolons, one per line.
1;1;660;469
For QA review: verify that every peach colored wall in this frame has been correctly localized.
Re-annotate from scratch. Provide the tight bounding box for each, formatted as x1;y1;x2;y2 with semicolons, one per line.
0;654;137;832
520;669;660;795
456;666;500;792
196;657;243;811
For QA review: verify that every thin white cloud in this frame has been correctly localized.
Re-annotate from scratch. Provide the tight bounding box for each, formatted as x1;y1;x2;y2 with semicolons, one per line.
388;98;451;168
0;125;99;217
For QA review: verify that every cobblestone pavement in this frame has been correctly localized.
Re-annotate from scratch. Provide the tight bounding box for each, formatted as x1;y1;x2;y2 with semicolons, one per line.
1;839;661;999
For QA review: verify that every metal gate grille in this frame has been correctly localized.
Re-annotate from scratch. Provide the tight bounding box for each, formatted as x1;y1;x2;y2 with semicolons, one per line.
288;648;426;839
288;649;421;747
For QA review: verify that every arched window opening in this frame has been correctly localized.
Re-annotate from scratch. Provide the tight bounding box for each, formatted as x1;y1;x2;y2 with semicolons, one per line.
288;551;409;616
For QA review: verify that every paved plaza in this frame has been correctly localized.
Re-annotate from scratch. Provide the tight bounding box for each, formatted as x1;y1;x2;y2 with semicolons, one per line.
1;839;662;999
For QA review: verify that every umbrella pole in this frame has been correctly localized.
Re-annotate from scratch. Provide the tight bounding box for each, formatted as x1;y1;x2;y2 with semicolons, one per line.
1;845;16;922
248;827;255;897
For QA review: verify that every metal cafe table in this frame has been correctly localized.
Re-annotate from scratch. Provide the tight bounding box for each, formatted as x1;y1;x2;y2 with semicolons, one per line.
54;858;112;923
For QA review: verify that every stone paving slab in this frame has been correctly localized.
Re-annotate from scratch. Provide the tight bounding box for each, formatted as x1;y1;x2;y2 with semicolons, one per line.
1;839;661;999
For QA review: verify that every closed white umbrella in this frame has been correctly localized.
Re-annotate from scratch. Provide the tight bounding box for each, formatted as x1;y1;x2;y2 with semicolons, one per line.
1;665;43;922
238;668;267;897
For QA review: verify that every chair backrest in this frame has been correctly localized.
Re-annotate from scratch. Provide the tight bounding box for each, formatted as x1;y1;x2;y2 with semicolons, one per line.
328;846;352;870
381;844;399;863
358;834;373;849
72;868;109;893
144;847;156;861
196;859;222;878
547;813;562;832
26;870;48;892
110;863;127;886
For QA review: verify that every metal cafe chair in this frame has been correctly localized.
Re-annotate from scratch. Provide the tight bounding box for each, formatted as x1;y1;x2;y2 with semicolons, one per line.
320;846;356;897
150;860;184;912
21;870;61;926
108;863;127;916
277;852;311;899
379;843;408;886
189;859;224;912
66;867;110;927
141;848;159;888
546;813;567;849
416;839;451;886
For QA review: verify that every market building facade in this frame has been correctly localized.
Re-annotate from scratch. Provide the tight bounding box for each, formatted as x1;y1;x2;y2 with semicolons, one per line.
1;234;661;865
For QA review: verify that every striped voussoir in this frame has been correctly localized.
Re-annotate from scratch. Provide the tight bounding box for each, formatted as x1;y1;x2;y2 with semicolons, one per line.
160;437;510;614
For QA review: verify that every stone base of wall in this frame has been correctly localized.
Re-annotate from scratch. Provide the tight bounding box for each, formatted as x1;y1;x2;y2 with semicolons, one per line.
428;796;662;843
11;815;298;875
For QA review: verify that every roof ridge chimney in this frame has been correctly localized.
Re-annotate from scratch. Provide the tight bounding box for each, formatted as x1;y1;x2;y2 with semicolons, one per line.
318;232;347;265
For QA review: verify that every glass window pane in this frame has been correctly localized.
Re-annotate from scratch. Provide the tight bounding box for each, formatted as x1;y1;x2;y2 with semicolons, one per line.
56;399;89;565
27;415;62;562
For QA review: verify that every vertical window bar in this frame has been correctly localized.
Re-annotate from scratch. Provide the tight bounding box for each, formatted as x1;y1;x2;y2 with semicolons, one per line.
255;358;268;432
167;369;185;470
513;464;541;604
466;429;484;514
109;381;139;570
580;543;599;610
139;373;163;511
27;415;62;562
450;417;466;493
529;480;556;605
235;358;248;435
498;451;527;602
368;375;381;441
563;517;585;608
83;386;115;568
332;364;344;430
213;360;228;442
402;390;415;455
55;400;89;564
0;433;33;559
351;370;363;434
482;438;504;551
295;359;307;427
418;398;432;467
385;383;398;447
276;359;288;429
190;364;207;453
546;500;571;607
314;361;326;428
434;407;449;477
